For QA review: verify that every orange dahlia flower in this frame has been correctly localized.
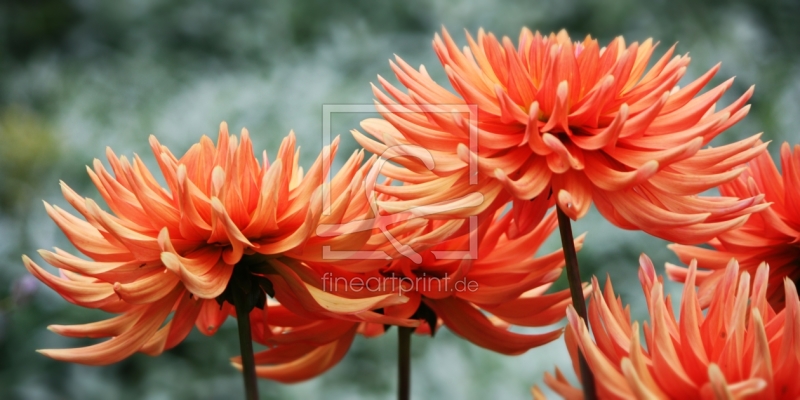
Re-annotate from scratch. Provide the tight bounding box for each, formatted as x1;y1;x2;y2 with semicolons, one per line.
354;28;766;243
670;142;800;309
233;301;403;383
537;255;800;399
237;205;586;382
22;123;409;365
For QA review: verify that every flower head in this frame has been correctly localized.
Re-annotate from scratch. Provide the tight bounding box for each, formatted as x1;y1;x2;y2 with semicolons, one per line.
671;142;800;309
539;255;800;399
240;205;586;382
354;28;766;243
23;123;407;365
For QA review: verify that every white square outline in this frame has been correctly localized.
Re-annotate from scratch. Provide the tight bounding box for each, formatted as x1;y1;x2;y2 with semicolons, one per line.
321;103;479;261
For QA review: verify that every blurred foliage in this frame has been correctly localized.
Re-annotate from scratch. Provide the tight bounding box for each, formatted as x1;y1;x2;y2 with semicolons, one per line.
0;106;60;210
0;0;798;399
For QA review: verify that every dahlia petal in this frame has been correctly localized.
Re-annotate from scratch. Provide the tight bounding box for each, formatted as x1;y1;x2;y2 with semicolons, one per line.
38;249;150;277
705;364;734;400
648;78;733;135
494;84;528;124
163;292;204;350
620;358;661;400
375;172;460;200
566;307;636;398
678;261;710;379
583;152;658;192
266;319;358;345
241;162;282;236
620;92;668;138
85;199;162;261
252;211;315;255
589;280;632;358
37;288;181;366
160;252;232;299
649;168;744;196
481;32;509;87
750;309;775;397
648;284;698;397
780;143;800;223
305;284;406;314
669;133;764;173
48;309;143;338
268;259;408;315
523;102;552;155
465;28;501;85
660;63;720;115
113;269;180;304
44;202;130;261
542;369;584;400
726;379;769;399
540;81;572;135
667;244;732;272
568;75;615;127
428;297;562;355
494;156;551;200
627;323;667;397
443;65;501;115
470;236;578;276
288;137;340;208
23;255;116;305
457;143;530;177
126;156;180;229
626;44;679;98
624;111;730;149
543;133;584;171
246;327;357;383
373;79;422;115
647;216;749;245
209;197;254;264
509;193;550;237
174;165;213;241
378;186;501;218
392;56;462;105
195;299;232;335
87;162;152;229
377;102;465;151
777;279;800;370
592;190;638;230
553;171;592;220
481;286;587;327
571;103;627;150
139;321;171;356
159;232;230;298
600;189;710;229
439;28;495;94
502;37;537;107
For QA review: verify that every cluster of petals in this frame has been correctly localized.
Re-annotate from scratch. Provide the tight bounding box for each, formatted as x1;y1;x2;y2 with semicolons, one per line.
353;27;766;243
671;142;800;309
536;255;800;399
234;206;585;382
22;123;411;365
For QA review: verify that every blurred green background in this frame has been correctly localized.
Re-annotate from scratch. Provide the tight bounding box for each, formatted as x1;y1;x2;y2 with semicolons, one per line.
1;0;798;399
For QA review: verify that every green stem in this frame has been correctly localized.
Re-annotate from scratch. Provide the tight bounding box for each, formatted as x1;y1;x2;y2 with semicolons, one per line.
398;326;413;400
232;285;259;400
556;206;596;400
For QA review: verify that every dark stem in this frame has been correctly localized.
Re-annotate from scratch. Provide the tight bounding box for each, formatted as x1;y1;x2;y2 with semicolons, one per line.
232;284;260;400
555;206;596;400
397;326;413;400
